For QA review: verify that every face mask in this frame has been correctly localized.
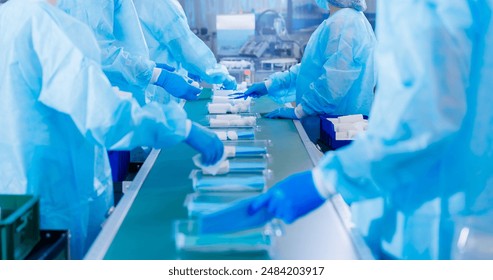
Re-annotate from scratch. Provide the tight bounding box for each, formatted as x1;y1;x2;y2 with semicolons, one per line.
315;0;329;10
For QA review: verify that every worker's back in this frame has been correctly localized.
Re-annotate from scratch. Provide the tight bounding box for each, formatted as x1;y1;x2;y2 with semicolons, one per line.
297;8;376;117
0;0;114;259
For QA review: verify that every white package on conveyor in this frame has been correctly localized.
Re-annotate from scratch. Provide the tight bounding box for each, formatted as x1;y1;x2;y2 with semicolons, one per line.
338;114;364;123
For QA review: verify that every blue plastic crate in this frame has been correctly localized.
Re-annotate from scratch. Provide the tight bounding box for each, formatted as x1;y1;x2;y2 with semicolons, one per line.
319;114;368;150
108;151;130;182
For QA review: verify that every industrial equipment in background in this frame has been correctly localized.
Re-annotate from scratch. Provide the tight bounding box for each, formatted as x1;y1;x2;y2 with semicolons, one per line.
180;0;376;84
215;2;325;84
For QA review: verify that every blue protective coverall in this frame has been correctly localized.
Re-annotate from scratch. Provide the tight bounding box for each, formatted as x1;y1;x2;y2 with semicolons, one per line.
0;0;189;259
312;0;493;259
134;0;233;84
57;0;155;105
267;7;376;117
134;0;235;105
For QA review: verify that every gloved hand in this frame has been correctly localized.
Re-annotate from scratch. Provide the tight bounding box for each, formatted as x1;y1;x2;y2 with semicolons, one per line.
248;170;325;223
188;72;202;83
264;108;298;119
154;68;202;101
185;123;224;166
222;75;237;90
155;63;176;72
229;82;268;100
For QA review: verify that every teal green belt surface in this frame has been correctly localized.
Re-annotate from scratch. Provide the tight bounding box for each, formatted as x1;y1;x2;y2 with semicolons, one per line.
103;90;314;260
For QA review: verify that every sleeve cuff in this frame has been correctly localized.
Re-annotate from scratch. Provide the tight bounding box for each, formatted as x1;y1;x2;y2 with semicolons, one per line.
312;167;336;199
184;120;192;138
294;104;307;119
151;67;162;84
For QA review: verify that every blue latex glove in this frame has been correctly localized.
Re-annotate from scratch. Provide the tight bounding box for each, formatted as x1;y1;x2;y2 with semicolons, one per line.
154;68;202;100
155;63;176;72
188;72;202;83
264;107;299;119
249;170;326;223
186;123;224;165
229;82;268;100
198;197;273;234
222;75;237;90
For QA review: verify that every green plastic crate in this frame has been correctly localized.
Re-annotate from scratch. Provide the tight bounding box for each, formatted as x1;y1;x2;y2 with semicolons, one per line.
0;195;40;260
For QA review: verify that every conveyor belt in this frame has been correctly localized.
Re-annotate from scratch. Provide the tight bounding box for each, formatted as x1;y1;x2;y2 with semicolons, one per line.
85;89;366;260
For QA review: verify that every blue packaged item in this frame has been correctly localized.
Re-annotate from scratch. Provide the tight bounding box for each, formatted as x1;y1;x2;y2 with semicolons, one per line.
190;170;268;192
174;219;282;254
184;192;258;217
197;197;273;234
223;140;270;158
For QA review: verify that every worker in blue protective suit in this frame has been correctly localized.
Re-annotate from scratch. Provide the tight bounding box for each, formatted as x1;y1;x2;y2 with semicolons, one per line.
133;0;237;90
56;0;202;104
232;0;376;123
246;0;493;259
56;0;202;184
0;0;223;259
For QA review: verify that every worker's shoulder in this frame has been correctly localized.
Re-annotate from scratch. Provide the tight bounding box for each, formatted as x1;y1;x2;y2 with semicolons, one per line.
0;1;54;34
3;0;52;15
325;9;373;37
2;0;65;25
329;8;368;27
3;0;99;49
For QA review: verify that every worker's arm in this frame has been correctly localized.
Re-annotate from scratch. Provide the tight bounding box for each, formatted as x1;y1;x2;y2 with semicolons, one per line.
297;31;363;117
136;0;233;86
98;0;155;92
32;11;189;151
266;63;301;104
